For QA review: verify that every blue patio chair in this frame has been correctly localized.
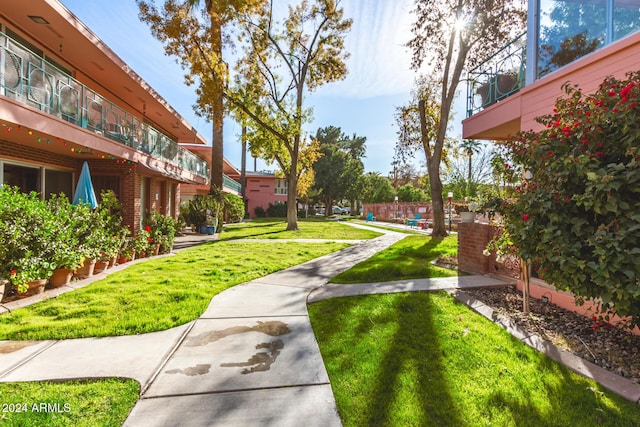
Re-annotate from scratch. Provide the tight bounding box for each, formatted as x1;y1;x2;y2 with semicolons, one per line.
406;213;421;228
366;212;376;222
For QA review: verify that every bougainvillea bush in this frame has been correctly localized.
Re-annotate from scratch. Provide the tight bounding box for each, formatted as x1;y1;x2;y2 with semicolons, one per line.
497;71;640;328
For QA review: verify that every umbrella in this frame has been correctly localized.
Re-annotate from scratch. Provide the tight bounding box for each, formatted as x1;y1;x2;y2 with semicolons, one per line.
72;161;98;208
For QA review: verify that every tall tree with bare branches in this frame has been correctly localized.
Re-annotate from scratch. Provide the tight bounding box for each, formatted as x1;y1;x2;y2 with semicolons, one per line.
407;0;525;237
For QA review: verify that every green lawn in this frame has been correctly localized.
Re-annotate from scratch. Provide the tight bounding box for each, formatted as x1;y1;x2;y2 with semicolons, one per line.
0;379;138;426
331;235;459;284
309;292;640;427
0;241;348;340
220;218;381;240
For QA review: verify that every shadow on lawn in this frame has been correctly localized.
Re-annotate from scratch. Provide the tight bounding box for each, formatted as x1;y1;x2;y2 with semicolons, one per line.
313;293;465;426
313;292;640;426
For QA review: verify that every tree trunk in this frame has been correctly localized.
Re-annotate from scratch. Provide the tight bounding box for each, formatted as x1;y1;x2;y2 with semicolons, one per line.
286;136;299;230
429;163;448;237
209;13;224;192
240;122;247;217
286;171;298;230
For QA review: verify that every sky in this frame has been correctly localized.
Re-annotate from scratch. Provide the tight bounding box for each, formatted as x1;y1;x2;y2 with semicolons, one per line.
59;0;465;176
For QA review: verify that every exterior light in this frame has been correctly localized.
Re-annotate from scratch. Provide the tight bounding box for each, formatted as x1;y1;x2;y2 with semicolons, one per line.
29;16;49;24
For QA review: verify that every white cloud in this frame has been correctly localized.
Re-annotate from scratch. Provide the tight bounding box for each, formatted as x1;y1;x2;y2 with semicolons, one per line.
317;0;417;98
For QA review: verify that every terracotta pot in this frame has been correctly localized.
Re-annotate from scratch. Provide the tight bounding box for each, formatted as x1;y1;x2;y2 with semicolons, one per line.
108;256;117;268
94;261;109;274
152;244;160;256
48;268;74;288
74;258;96;280
0;279;7;303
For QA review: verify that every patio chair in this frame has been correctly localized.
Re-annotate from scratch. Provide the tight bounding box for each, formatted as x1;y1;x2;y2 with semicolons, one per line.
366;212;376;222
406;213;421;228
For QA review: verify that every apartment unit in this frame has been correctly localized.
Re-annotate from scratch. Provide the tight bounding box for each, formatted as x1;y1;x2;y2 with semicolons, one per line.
0;0;215;230
463;0;640;140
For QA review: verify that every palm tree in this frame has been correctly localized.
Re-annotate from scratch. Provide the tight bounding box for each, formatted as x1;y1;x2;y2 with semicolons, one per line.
459;139;481;197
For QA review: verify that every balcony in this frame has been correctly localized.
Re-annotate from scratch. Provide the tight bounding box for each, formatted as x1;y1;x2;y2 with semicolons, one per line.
0;30;209;182
466;32;526;117
223;174;242;193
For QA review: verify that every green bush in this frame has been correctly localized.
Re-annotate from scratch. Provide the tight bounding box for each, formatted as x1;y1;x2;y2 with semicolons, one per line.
266;203;287;217
497;71;640;328
254;206;267;218
223;193;245;223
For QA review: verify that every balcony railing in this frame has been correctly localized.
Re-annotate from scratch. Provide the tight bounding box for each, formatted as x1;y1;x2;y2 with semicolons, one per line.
223;174;242;193
0;30;209;182
466;32;526;117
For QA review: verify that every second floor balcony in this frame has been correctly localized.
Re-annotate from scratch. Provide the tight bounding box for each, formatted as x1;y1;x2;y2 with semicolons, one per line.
0;30;210;183
466;32;526;117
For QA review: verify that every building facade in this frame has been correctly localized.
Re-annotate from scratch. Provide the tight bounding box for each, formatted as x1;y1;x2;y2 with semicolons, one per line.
0;0;211;230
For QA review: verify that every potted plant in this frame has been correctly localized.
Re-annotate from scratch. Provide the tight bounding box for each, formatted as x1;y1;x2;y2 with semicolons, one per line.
10;254;55;295
118;237;136;264
133;228;152;258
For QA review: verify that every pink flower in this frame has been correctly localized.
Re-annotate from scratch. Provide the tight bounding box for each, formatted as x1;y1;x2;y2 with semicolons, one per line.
523;214;530;222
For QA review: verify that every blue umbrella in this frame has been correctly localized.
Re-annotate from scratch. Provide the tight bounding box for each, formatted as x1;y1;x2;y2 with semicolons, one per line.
72;161;98;208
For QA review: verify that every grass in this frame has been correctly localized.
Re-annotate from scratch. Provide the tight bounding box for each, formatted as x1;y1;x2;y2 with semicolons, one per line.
0;241;348;340
347;219;426;235
309;292;640;427
0;378;138;426
219;218;381;240
331;235;460;284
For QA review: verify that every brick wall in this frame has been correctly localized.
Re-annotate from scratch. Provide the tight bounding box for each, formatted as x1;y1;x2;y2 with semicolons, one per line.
363;202;433;221
458;222;521;279
458;222;491;275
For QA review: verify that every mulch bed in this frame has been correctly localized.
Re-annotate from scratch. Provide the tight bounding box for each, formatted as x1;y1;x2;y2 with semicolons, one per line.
465;286;640;384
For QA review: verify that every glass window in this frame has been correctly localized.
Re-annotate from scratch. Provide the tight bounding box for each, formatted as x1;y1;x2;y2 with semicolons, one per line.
538;0;606;78
44;169;72;199
614;0;640;41
3;163;40;193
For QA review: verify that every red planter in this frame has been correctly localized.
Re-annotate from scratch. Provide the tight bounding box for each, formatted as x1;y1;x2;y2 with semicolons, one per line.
21;279;47;297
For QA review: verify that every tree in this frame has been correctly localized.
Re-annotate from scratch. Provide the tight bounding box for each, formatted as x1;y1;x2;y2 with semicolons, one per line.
396;183;428;202
407;0;526;237
443;142;493;198
138;0;265;192
459;139;482;196
497;72;640;328
312;126;366;215
229;0;352;230
361;173;395;204
139;0;350;231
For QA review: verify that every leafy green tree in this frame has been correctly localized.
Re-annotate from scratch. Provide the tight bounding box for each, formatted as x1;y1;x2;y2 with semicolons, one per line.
497;72;640;328
312;126;366;215
407;0;526;237
361;173;395;204
139;0;351;231
396;183;428;202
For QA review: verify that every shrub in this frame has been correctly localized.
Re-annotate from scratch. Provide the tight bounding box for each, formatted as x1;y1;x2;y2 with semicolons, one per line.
223;193;244;223
266;203;287;217
254;206;266;218
497;71;640;328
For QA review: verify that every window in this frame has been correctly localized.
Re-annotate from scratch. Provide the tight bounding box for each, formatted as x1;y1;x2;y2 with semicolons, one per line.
274;179;287;195
537;0;606;78
3;163;40;193
535;0;640;79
